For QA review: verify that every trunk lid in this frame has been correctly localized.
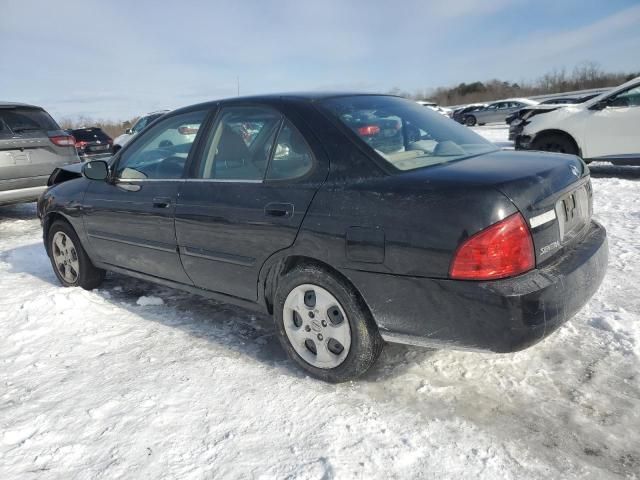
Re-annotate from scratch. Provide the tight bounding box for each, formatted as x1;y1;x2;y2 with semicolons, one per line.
403;149;592;265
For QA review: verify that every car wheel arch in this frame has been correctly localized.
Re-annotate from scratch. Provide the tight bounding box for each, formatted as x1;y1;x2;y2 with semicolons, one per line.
261;254;373;320
532;129;582;156
43;212;73;254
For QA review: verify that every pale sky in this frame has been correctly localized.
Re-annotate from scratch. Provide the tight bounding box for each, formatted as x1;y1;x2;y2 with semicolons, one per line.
1;0;639;121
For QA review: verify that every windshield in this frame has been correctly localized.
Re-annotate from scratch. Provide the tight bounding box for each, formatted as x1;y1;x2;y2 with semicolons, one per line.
321;95;498;172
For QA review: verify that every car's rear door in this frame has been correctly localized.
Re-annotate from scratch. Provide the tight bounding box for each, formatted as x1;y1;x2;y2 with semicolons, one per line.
175;103;328;301
83;109;208;283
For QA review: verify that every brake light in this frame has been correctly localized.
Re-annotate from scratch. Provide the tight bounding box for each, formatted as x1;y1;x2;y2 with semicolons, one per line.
49;135;75;147
357;125;380;136
450;213;534;280
75;140;88;149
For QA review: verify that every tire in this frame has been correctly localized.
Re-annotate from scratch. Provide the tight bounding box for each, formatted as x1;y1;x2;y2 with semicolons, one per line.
48;220;105;289
112;145;121;154
531;133;579;156
465;115;477;127
273;264;383;383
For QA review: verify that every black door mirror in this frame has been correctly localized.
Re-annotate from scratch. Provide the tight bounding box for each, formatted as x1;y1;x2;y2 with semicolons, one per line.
82;160;109;181
589;99;608;111
125;128;133;134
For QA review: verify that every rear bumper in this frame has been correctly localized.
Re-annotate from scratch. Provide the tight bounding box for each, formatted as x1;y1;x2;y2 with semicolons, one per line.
346;220;608;353
0;185;47;206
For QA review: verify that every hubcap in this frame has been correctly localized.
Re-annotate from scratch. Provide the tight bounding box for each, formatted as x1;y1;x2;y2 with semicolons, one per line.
52;232;80;284
283;284;351;369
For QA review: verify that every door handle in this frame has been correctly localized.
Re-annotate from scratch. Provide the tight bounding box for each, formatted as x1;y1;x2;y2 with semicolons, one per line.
152;197;172;208
264;202;294;218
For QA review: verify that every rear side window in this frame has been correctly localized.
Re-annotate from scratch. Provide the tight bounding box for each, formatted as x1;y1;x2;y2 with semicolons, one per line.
0;108;59;133
198;106;282;181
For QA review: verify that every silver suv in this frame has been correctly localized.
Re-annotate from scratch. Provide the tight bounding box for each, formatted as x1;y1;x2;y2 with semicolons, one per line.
0;102;79;206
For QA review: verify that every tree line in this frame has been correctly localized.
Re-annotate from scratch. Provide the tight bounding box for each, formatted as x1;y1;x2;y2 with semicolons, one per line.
390;62;639;106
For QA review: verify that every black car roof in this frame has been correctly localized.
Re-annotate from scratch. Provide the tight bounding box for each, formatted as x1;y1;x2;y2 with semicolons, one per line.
0;101;43;109
171;92;397;115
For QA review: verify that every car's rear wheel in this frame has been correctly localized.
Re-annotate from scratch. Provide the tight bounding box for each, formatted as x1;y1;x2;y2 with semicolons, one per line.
273;264;383;382
465;115;477;126
532;133;579;156
48;220;105;289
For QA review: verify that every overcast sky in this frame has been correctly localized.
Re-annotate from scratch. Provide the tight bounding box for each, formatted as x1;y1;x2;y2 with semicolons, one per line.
1;0;639;121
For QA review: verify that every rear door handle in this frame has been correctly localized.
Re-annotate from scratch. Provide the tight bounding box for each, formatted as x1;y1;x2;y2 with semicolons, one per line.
264;202;294;218
152;196;172;208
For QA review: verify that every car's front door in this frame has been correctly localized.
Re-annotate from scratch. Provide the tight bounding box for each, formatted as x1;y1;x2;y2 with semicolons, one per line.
175;104;328;300
581;83;640;159
83;109;208;283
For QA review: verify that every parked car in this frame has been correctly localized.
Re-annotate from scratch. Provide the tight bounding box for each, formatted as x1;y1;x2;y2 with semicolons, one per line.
1;102;79;206
416;101;452;117
505;93;603;126
516;76;640;164
38;93;607;382
507;105;568;140
112;110;169;153
452;104;487;124
463;98;538;126
68;127;112;160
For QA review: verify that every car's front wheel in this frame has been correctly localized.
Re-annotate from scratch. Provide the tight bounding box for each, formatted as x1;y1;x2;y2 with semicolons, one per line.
273;264;383;382
48;220;105;289
465;115;477;126
531;133;579;156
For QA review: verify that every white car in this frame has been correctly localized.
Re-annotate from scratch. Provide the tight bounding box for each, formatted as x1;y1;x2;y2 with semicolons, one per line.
516;76;640;164
112;110;169;153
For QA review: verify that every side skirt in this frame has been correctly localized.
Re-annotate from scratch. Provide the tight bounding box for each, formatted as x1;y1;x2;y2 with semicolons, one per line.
94;261;268;315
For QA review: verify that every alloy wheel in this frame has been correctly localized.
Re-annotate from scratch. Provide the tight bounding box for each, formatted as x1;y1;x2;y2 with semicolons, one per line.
52;232;80;284
283;284;351;369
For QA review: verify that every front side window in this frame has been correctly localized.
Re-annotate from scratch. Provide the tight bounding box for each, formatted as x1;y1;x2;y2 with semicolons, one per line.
321;95;498;172
199;106;282;180
609;85;640;107
116;110;205;180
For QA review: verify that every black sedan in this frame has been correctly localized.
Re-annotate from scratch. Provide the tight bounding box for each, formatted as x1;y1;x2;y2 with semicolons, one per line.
38;93;608;382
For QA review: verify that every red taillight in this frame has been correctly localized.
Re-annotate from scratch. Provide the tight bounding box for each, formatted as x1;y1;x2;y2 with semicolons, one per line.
49;135;75;147
450;213;535;280
75;140;88;149
357;125;380;136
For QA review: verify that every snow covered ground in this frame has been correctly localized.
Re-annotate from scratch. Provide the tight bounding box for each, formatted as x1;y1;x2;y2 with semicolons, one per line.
1;126;639;479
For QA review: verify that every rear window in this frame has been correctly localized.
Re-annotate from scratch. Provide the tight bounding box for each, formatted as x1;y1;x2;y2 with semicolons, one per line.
72;128;111;142
0;107;59;133
321;95;498;172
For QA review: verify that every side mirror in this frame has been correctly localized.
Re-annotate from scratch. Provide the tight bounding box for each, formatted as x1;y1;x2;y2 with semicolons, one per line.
82;160;109;181
125;128;133;134
589;99;608;111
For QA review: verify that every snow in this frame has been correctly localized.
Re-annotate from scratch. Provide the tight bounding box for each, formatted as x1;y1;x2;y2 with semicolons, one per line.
1;126;639;479
136;296;165;307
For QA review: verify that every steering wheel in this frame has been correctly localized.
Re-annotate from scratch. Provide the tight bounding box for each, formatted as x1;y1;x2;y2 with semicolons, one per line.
152;155;185;179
